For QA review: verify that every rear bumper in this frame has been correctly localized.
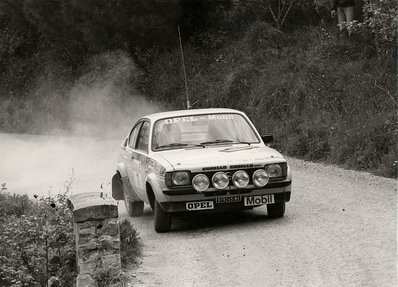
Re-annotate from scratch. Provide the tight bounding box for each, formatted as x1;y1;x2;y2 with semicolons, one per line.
159;191;291;213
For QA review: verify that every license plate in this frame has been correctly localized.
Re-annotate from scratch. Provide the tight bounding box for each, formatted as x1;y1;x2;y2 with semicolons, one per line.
244;195;275;206
216;195;241;204
186;201;214;211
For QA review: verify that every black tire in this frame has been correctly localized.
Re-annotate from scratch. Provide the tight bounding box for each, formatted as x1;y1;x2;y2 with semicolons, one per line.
154;199;171;233
267;202;285;218
111;173;124;200
125;200;144;217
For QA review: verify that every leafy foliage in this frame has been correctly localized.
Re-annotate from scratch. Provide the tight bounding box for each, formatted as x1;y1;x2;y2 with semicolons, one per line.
92;266;134;287
119;219;143;268
0;191;76;287
356;0;397;46
0;0;233;56
0;183;144;286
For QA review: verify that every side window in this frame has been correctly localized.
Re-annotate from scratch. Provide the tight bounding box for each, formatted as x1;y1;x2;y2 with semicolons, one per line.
128;122;142;148
136;121;150;152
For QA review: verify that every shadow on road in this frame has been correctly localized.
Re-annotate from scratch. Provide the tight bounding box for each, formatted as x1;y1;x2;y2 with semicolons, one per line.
172;208;292;233
121;205;294;234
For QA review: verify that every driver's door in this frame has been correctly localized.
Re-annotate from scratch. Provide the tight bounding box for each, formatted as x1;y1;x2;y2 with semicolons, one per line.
125;121;142;196
133;121;151;196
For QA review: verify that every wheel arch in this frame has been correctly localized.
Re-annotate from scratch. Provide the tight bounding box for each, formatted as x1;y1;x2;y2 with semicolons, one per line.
146;181;155;210
111;172;124;201
117;162;128;178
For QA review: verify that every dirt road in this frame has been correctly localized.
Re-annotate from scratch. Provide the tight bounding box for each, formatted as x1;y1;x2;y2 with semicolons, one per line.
124;158;396;287
1;133;396;286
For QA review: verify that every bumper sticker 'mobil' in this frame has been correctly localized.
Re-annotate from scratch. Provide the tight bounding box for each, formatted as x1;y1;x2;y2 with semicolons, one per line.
244;195;275;206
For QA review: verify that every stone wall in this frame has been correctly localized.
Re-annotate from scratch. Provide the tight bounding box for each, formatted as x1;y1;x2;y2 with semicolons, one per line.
67;192;121;287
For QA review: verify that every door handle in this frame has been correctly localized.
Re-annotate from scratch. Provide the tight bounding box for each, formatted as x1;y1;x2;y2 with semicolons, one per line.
131;154;135;159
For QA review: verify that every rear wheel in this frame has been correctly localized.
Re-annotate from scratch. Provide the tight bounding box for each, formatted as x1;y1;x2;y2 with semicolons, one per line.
154;199;171;233
121;178;144;217
267;202;285;218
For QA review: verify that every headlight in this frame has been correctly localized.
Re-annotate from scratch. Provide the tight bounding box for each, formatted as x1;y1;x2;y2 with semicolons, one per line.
172;171;190;186
192;174;210;192
265;164;282;178
253;169;269;187
232;170;249;188
212;172;229;189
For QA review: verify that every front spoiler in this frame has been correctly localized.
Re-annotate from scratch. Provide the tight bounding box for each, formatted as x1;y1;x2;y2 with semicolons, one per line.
159;191;291;213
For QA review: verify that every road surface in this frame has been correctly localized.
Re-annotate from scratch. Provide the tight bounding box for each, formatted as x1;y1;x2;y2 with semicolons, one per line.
123;158;397;287
0;133;119;196
0;133;396;286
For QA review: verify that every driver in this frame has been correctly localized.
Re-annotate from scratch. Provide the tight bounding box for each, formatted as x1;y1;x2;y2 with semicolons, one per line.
154;123;182;148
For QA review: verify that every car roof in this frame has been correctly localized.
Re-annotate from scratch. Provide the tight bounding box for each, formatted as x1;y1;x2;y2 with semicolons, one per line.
141;108;246;122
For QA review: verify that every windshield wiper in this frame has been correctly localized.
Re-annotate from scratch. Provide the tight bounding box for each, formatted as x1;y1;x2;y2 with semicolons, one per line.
200;139;234;145
231;140;252;145
155;143;202;150
200;139;253;146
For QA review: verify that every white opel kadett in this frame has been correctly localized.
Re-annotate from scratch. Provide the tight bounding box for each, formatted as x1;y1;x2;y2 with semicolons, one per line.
112;108;292;232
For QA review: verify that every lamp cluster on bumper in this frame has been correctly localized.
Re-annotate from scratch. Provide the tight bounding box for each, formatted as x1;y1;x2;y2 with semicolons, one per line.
165;163;286;193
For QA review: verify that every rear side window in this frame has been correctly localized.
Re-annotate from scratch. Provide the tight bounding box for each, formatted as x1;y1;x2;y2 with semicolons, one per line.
128;122;142;148
136;121;150;152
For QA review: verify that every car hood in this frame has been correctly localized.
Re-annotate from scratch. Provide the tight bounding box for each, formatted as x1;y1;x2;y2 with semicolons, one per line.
156;145;285;172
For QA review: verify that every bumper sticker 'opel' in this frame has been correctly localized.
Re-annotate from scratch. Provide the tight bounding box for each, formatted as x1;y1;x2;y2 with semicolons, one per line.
186;201;214;211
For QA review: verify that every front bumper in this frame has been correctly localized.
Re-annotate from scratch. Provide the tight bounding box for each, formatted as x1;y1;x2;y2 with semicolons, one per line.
159;191;291;213
163;178;292;196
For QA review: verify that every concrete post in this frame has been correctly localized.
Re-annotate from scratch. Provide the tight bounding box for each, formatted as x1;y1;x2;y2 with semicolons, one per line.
67;192;121;287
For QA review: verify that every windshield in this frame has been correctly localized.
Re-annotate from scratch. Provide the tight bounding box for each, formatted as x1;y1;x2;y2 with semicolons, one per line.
152;113;259;150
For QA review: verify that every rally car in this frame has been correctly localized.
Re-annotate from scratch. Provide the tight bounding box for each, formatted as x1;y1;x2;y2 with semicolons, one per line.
112;108;292;232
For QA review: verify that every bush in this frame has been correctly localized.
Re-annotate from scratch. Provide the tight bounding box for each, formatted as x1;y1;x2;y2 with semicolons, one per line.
93;267;127;287
0;191;34;218
0;191;144;286
0;191;76;287
119;219;143;268
356;0;397;47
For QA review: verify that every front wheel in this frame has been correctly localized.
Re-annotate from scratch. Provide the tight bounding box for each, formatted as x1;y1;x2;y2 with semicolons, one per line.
154;199;171;233
267;202;285;218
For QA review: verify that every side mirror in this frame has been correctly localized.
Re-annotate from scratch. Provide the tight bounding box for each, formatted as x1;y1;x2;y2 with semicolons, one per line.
261;135;274;144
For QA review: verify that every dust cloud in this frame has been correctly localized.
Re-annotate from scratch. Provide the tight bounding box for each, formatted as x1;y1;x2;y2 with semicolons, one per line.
66;51;162;138
0;52;163;196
